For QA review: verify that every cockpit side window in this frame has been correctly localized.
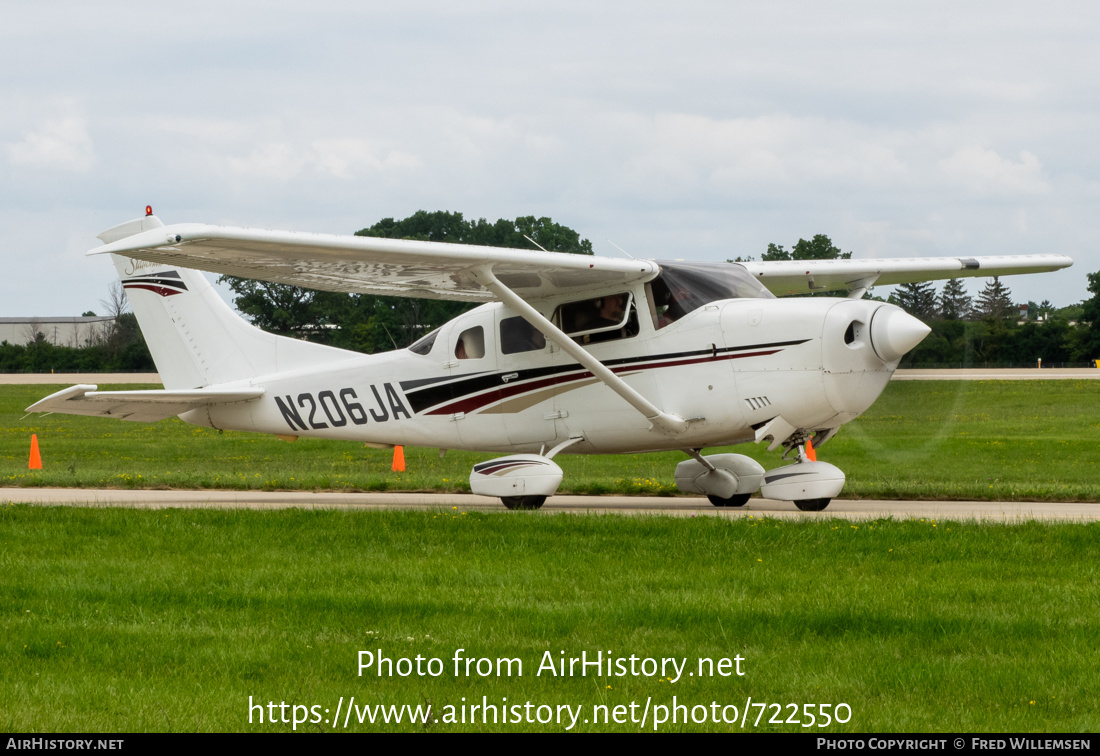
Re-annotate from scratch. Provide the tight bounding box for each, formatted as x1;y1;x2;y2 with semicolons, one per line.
553;292;639;344
649;277;703;328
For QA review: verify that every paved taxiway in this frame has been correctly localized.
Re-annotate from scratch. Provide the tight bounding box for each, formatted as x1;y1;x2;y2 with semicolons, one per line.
3;488;1095;522
9;370;1096;522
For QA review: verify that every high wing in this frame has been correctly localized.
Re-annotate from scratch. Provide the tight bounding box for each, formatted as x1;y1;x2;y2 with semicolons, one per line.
89;220;657;302
89;217;1071;302
739;255;1073;298
27;385;265;422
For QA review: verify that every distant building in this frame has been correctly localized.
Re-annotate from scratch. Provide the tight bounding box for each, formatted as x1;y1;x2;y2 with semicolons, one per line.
0;316;116;347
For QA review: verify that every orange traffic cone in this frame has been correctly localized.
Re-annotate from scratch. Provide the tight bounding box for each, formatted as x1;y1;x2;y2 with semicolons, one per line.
392;445;405;472
28;434;42;470
804;436;817;462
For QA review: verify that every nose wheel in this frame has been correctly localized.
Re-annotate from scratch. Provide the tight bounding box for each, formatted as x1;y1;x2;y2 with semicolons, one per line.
759;437;843;512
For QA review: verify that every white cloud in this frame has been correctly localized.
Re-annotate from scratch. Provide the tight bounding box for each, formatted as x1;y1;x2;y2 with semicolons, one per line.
226;138;422;181
606;113;912;204
226;142;304;180
1;2;1098;313
937;146;1049;197
311;139;421;179
6;117;95;172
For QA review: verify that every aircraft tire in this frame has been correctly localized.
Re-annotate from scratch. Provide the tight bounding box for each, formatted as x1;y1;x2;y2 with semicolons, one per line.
501;496;547;510
794;498;831;512
707;493;751;508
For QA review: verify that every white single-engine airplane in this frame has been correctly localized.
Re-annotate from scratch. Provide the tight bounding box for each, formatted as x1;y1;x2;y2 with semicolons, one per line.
29;209;1072;511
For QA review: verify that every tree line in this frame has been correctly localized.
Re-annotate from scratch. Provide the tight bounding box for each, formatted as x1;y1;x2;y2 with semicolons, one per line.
888;276;1098;367
0;284;155;373
0;314;155;373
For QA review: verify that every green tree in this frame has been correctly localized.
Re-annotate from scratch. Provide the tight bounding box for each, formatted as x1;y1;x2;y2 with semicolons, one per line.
733;234;852;263
756;234;852;261
937;279;972;321
219;279;332;340
974;277;1016;321
760;243;789;262
791;235;852;261
1074;270;1100;362
356;210;592;254
1028;299;1056;321
892;281;939;321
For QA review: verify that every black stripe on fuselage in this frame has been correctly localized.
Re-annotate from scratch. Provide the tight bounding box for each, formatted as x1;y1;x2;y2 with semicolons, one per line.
123;270;184;283
400;339;809;415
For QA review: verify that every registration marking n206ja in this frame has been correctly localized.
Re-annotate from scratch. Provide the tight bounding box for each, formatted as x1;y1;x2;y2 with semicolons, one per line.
274;383;411;431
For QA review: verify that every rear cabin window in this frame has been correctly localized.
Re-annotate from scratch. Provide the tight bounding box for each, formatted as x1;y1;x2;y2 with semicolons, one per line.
500;316;546;355
455;326;485;359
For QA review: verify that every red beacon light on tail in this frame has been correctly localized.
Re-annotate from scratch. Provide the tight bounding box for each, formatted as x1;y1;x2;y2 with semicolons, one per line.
145;205;154;217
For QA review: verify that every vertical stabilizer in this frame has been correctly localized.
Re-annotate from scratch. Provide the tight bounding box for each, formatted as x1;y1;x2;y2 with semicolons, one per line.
99;214;358;389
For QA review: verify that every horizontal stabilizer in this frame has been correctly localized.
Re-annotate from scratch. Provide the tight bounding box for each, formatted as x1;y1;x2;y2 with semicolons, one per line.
26;384;264;423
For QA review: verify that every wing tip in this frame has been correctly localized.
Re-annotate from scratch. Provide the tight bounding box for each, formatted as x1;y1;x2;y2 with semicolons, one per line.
26;384;98;413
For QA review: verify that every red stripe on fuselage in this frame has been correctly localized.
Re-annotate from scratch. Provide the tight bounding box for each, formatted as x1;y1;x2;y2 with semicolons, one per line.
424;348;782;416
123;284;185;297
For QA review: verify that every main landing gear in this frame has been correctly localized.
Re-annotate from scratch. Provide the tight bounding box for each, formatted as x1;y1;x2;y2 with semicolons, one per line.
706;493;752;508
676;436;846;512
500;496;547;510
470;436;845;513
468;438;583;511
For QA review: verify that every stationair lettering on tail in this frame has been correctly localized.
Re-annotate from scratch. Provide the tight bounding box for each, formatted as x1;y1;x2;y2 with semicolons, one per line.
29;208;1072;511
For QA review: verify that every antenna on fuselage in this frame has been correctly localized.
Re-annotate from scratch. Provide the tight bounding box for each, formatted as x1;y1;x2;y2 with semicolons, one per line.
381;322;399;350
606;239;637;260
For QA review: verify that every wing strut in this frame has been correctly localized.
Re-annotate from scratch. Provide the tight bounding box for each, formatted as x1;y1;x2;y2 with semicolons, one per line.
470;266;689;435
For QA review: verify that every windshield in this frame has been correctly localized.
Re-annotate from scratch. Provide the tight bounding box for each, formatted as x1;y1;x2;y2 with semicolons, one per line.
649;262;773;325
407;328;439;355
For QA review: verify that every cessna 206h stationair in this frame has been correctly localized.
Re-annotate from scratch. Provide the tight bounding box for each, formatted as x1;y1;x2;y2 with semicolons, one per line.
30;210;1072;511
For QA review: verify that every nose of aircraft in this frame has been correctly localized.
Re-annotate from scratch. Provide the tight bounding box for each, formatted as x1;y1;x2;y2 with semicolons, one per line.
869;306;931;363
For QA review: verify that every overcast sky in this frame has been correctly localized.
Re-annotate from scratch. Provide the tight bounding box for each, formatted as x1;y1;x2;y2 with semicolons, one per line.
3;1;1097;316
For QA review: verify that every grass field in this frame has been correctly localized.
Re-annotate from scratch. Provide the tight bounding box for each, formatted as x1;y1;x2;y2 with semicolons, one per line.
3;506;1098;732
3;381;1099;501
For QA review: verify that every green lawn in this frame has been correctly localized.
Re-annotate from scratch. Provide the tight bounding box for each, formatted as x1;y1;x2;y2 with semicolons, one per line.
3;380;1099;501
3;506;1098;732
